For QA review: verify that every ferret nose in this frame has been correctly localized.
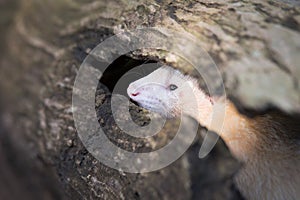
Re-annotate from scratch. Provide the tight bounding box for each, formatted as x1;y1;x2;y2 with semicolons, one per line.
131;92;140;97
127;83;140;98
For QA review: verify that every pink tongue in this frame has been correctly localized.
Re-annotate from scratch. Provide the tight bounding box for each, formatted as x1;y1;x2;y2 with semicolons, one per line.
131;92;140;97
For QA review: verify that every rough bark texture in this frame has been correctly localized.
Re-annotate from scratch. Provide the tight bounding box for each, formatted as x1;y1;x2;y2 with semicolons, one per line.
0;0;299;199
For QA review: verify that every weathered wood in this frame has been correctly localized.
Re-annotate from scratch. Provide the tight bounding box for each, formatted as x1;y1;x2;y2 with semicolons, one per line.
0;0;299;199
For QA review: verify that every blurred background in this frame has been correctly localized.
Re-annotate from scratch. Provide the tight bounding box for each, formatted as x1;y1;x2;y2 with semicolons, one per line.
0;0;299;199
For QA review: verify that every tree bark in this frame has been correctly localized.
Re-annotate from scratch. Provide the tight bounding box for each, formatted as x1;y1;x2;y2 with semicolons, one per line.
0;0;299;199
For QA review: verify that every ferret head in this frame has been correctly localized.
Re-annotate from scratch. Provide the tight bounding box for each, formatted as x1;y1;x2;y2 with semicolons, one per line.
127;66;200;118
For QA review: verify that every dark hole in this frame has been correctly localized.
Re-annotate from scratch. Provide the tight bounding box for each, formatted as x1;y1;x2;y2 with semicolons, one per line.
99;55;157;96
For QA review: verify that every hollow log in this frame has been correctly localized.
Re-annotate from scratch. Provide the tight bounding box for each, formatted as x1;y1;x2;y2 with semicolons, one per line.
0;0;299;199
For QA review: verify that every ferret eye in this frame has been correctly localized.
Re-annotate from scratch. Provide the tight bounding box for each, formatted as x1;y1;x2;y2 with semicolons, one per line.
169;84;178;91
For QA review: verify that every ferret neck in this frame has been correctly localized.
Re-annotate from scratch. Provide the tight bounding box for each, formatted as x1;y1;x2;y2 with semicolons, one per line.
181;87;214;128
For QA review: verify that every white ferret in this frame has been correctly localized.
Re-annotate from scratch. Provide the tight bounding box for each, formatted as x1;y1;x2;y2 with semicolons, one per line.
127;66;300;200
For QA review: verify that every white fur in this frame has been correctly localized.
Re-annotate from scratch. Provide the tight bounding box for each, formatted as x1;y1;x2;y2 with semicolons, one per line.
127;66;300;200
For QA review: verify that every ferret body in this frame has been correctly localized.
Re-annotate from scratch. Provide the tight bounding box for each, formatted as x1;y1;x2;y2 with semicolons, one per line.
127;66;300;200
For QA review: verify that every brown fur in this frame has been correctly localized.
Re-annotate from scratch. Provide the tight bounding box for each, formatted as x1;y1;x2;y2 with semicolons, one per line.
128;66;300;199
220;102;300;200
